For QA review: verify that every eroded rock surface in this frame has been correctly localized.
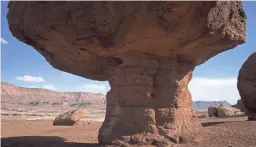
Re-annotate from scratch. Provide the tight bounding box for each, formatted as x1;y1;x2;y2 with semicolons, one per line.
208;104;245;118
53;108;86;126
208;104;219;117
232;99;249;114
7;1;246;146
238;53;256;121
217;105;243;117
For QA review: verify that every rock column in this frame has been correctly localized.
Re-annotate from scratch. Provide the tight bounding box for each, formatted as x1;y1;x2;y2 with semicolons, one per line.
98;52;201;146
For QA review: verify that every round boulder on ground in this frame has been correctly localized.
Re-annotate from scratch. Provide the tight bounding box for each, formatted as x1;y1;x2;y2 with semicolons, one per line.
217;105;241;117
53;108;86;126
208;104;219;117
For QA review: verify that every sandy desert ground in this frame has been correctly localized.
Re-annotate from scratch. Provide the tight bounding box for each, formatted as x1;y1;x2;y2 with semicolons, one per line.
2;116;256;147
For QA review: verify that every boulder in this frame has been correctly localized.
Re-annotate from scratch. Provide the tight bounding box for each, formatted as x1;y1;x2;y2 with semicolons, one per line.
235;111;246;116
237;53;256;121
217;105;241;117
208;105;219;117
7;1;246;146
53;108;86;126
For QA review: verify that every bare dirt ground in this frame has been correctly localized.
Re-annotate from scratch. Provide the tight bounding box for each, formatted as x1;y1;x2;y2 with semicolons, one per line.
2;117;256;147
1;106;105;122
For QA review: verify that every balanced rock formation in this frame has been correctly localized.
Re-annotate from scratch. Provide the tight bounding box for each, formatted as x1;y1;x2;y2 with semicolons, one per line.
53;108;86;126
237;53;256;121
7;1;246;146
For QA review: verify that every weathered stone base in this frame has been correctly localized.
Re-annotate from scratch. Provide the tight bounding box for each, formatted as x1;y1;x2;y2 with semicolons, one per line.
98;52;201;146
99;107;201;146
248;113;256;121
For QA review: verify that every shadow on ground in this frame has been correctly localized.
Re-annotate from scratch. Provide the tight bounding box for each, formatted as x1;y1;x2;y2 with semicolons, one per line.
201;121;226;127
1;136;101;147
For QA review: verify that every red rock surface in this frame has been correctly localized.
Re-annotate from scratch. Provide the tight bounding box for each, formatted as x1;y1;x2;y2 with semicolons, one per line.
7;1;246;146
53;108;86;126
237;52;256;120
233;99;250;114
2;117;256;147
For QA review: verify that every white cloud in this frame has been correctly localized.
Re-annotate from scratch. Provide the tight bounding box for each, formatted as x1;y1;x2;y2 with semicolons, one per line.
16;75;45;82
76;83;110;94
189;76;240;104
1;38;8;44
42;84;57;90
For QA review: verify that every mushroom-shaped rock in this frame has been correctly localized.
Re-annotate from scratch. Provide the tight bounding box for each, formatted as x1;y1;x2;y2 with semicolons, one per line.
7;1;246;146
238;53;256;121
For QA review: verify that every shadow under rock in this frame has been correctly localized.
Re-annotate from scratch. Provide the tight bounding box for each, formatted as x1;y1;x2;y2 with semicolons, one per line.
1;136;102;147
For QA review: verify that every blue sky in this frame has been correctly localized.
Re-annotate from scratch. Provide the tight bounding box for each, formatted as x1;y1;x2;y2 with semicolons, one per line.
1;2;256;104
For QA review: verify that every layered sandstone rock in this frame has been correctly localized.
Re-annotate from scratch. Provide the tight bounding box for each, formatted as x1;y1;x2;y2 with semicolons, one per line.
7;1;246;146
1;82;106;108
238;53;256;121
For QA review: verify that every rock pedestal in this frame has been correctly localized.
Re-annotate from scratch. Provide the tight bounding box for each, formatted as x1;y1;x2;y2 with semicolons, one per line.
7;1;246;146
98;53;201;145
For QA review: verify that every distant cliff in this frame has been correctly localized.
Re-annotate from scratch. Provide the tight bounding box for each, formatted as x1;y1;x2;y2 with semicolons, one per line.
193;101;231;110
1;82;106;108
1;82;231;109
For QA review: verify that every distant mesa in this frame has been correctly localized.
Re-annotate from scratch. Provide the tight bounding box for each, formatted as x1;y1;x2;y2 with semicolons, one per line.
1;82;231;110
1;82;106;109
193;101;230;110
